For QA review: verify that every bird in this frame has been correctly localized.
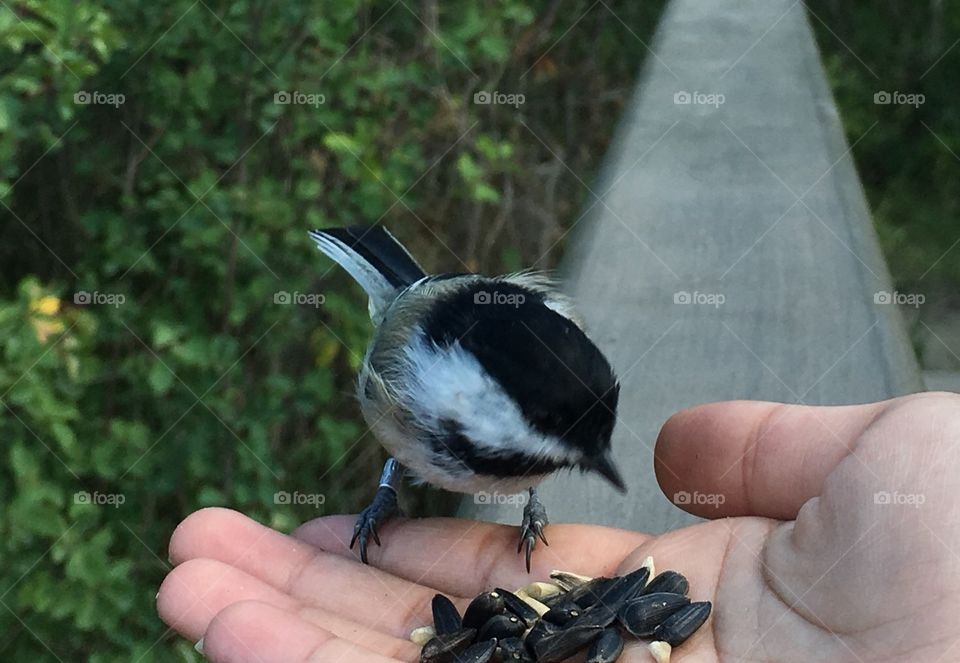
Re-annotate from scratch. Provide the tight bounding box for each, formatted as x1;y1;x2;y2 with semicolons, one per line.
309;225;625;570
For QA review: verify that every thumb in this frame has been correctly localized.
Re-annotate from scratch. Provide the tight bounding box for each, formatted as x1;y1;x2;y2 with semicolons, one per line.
654;399;892;520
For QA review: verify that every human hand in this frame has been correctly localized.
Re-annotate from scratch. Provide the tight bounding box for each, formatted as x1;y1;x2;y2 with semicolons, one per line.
157;392;960;662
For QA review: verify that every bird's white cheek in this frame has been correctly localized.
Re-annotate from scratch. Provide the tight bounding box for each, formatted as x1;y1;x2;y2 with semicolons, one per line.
403;337;571;460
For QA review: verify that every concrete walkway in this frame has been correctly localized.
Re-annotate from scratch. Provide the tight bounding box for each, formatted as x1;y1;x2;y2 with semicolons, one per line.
925;370;960;392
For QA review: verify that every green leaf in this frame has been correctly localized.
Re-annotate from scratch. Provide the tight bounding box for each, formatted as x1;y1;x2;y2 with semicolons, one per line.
146;361;175;394
51;421;77;451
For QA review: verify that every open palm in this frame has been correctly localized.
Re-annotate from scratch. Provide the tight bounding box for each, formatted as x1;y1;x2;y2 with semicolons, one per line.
158;393;960;662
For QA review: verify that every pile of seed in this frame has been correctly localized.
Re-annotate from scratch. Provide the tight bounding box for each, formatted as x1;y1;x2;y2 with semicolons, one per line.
411;557;711;663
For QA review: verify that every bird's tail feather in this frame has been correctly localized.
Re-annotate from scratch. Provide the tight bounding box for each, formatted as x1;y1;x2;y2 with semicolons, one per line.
309;226;426;312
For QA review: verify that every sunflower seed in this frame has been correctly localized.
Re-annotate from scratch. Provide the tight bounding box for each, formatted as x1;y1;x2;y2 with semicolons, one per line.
549;570;593;591
478;613;525;641
410;625;437;646
462;591;505;630
618;592;690;637
497;587;540;626
590;566;650;610
523;618;560;655
640;571;689;597
553;576;615;608
533;623;605;663
419;627;476;663
585;628;624;663
539;590;570;608
496;637;533;662
459;638;498;663
431;594;462;635
567;602;617;630
652;601;712;647
541;601;582;626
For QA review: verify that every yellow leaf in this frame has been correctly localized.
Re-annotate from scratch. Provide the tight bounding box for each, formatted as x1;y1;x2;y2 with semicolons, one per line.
31;295;61;316
315;336;340;366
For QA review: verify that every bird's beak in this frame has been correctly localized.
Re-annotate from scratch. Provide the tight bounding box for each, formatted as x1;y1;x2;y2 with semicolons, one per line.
586;451;627;493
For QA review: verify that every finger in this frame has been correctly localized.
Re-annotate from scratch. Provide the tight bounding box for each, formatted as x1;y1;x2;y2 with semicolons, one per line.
655;399;893;519
293;515;649;595
157;557;417;659
169;508;442;638
158;557;296;640
203;600;403;663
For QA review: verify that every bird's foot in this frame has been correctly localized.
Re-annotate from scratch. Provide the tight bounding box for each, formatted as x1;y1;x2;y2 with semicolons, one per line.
351;458;402;564
518;487;549;572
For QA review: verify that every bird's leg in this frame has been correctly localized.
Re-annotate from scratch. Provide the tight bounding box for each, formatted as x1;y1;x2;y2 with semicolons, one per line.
518;487;549;572
351;457;402;564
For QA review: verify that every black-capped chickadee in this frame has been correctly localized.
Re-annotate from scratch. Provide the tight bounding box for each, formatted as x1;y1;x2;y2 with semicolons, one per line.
309;226;624;570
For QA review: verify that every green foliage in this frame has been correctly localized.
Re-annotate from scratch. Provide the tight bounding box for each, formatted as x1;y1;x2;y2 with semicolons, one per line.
808;1;960;291
0;0;665;659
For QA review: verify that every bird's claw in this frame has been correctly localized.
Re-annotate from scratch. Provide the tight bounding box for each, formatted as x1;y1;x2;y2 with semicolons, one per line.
518;489;549;572
350;484;399;564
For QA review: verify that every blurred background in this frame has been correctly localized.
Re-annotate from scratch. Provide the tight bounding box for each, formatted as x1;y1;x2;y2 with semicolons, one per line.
0;1;956;660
